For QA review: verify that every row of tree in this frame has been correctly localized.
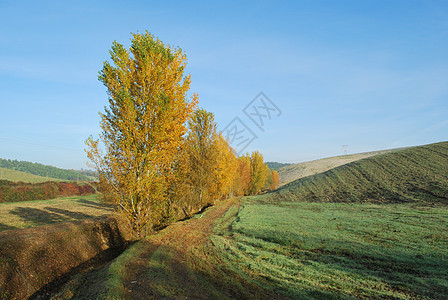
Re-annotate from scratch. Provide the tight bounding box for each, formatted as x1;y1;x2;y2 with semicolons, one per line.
172;109;280;218
86;31;278;236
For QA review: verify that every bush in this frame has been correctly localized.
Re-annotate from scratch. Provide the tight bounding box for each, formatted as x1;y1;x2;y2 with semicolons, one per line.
0;181;97;203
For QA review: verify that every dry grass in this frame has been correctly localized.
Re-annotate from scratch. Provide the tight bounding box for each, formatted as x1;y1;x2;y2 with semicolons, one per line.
277;148;402;187
0;194;113;232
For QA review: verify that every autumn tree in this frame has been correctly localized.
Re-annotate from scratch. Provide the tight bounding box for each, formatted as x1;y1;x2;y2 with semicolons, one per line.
269;170;280;190
85;31;197;236
184;109;219;209
248;151;270;195
214;133;237;199
233;154;252;196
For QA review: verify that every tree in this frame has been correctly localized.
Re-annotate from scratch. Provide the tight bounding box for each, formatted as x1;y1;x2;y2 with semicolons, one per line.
85;31;197;236
233;154;252;196
214;133;237;199
248;151;270;195
269;170;280;190
183;108;219;209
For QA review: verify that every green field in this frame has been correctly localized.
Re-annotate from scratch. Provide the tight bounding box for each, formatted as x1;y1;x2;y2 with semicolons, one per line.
12;141;448;299
0;167;64;183
0;194;113;231
209;200;448;299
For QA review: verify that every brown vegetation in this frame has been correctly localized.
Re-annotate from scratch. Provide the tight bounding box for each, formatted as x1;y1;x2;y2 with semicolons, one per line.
0;180;96;203
0;216;129;300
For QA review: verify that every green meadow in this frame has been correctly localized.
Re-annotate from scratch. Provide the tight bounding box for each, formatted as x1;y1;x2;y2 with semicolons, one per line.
210;200;448;299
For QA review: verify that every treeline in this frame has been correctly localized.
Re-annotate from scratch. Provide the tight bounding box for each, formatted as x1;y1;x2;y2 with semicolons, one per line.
266;161;291;171
0;158;92;181
171;109;279;218
0;180;97;203
86;31;279;236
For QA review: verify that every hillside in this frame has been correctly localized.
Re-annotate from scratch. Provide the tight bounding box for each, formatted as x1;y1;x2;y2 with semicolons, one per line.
0;158;93;181
267;141;448;204
0;167;64;183
277;148;402;187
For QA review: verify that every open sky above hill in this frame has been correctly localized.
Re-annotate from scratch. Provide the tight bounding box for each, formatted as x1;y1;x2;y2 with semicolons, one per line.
1;0;447;169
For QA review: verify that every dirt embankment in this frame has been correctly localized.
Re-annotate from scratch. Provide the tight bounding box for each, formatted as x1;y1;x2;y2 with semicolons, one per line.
0;216;128;300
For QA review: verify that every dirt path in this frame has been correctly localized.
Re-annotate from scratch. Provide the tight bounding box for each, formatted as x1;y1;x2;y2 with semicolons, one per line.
122;198;241;299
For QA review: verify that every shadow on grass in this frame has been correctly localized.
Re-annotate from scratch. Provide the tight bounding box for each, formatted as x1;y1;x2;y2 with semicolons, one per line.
45;207;92;220
54;240;290;300
10;207;68;226
234;228;448;299
77;199;114;210
29;243;131;300
0;222;16;231
9;206;105;227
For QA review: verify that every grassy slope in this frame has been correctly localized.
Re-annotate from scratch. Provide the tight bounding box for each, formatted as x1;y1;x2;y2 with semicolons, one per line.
0;167;64;183
271;141;448;204
206;142;448;298
0;194;113;232
48;141;448;299
210;201;448;299
277;148;402;187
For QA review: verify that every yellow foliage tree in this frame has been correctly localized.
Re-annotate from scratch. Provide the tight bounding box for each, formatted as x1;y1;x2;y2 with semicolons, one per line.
214;133;237;199
269;170;280;190
233;154;252;196
85;31;197;236
248;151;270;195
184;109;219;209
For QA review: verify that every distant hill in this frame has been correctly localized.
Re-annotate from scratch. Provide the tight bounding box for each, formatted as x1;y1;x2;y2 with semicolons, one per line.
276;148;404;187
0;158;92;181
0;167;64;183
266;161;291;171
264;141;448;205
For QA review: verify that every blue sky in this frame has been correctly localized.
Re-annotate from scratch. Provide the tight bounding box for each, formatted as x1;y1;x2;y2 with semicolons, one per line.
0;0;447;169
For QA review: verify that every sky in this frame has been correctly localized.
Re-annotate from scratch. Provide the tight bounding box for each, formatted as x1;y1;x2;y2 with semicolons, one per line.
0;0;447;169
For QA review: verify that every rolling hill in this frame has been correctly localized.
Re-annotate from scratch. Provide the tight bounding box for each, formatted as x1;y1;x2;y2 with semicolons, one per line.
276;148;403;187
267;141;448;204
0;167;64;183
0;158;94;181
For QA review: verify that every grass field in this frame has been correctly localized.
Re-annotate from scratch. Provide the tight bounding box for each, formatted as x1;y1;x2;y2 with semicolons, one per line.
0;194;113;232
57;198;448;299
209;199;448;299
0;167;64;183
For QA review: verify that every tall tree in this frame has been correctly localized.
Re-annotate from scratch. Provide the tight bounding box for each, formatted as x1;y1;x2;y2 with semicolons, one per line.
85;31;197;236
184;109;219;209
269;170;280;190
248;151;270;195
233;154;252;196
214;133;237;199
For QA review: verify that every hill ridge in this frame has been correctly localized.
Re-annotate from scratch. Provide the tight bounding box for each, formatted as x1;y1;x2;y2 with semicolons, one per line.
267;141;448;204
0;158;92;181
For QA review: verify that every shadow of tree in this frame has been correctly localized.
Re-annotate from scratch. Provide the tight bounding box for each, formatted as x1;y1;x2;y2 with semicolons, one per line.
44;207;92;220
0;222;16;231
10;207;68;226
77;199;114;211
